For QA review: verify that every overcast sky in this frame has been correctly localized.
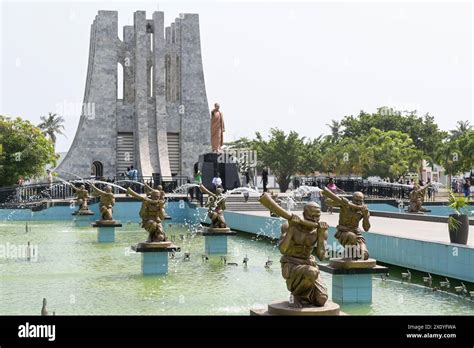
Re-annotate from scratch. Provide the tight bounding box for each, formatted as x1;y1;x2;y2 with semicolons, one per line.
1;0;472;153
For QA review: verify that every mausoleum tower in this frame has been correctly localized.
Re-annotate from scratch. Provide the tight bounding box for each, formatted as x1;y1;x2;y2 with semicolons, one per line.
57;10;211;180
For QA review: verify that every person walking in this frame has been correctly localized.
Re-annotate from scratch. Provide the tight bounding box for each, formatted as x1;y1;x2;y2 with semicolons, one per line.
463;178;471;199
261;168;269;192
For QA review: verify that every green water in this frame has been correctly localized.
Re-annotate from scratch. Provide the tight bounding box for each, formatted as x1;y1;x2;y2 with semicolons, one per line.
0;221;473;315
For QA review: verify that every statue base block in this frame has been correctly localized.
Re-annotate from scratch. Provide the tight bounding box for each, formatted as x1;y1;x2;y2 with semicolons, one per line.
131;242;180;275
72;214;94;227
319;261;388;304
92;221;122;243
250;300;341;316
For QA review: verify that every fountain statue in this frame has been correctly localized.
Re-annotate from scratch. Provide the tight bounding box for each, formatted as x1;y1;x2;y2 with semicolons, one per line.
144;183;169;220
322;188;371;261
407;182;431;213
127;187;168;244
127;187;179;275
199;184;228;231
91;184;116;222
259;192;329;308
71;184;93;215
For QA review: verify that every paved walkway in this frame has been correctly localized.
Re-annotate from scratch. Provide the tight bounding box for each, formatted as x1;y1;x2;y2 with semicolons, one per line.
235;210;474;247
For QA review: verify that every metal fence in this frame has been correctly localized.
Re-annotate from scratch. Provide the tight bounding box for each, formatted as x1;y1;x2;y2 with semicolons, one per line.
0;175;191;205
295;176;412;200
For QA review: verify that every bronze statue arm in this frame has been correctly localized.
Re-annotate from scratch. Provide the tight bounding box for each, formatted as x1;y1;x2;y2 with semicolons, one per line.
362;207;371;231
322;187;363;210
259;193;319;229
199;184;216;198
144;183;155;195
90;183;106;196
127;187;145;201
417;182;431;193
322;187;346;206
278;222;293;254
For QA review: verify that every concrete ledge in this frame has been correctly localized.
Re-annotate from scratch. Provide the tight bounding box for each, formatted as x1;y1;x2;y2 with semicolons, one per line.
319;263;388;275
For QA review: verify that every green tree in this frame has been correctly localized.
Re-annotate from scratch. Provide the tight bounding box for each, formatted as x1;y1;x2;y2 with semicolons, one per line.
299;136;324;175
449;120;472;140
339;108;447;170
38;112;65;149
325;120;342;143
0;116;57;187
435;129;474;176
321;137;363;176
253;128;306;192
359;128;423;178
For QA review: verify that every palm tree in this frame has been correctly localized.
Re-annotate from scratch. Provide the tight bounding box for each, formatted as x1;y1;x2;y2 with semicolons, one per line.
38;113;65;149
325;120;342;143
449;120;471;140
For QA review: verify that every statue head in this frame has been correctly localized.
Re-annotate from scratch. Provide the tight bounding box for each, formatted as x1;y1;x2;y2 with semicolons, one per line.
216;188;223;195
214;103;220;110
303;202;321;222
80;185;85;190
352;191;364;206
105;186;112;193
151;191;160;200
157;185;163;191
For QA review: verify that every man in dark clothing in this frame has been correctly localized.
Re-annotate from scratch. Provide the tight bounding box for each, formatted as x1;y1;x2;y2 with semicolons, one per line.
261;168;269;192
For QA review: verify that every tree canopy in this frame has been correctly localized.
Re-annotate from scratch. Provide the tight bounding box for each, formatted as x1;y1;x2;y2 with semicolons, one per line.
0;116;57;187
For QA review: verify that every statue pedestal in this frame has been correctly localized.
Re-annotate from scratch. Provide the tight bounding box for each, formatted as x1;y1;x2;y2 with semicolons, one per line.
131;242;180;275
72;210;94;227
319;259;388;304
198;153;241;191
92;220;122;243
250;300;341;316
201;227;236;255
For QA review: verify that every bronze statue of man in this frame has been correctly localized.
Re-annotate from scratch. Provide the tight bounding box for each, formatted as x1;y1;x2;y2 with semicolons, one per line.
91;184;115;221
127;187;167;243
144;183;166;221
259;193;329;308
199;184;227;228
210;103;225;153
408;182;431;213
72;184;90;211
322;188;370;260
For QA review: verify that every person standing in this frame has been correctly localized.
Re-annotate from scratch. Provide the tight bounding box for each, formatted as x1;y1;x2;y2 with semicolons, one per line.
46;169;53;188
212;173;222;192
210;103;225;153
261;168;269;192
463;178;471;199
427;178;433;201
326;178;344;214
194;169;203;206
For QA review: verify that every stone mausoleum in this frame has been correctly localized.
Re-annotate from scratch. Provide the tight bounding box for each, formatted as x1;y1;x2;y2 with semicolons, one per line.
57;10;211;180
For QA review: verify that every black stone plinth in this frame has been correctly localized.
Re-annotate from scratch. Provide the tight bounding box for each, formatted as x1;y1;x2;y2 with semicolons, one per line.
72;210;94;216
201;227;237;236
131;243;181;253
197;152;241;191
